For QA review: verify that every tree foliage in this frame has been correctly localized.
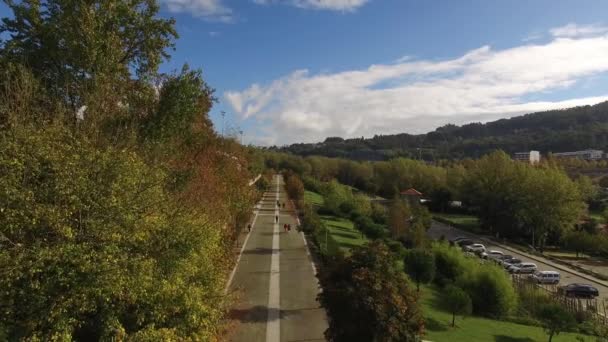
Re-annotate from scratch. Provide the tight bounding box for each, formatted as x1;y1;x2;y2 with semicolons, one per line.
537;303;576;342
319;241;424;342
404;249;435;291
440;285;472;327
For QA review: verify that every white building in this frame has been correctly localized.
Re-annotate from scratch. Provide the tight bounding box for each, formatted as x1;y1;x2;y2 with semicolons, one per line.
552;149;604;161
513;151;541;164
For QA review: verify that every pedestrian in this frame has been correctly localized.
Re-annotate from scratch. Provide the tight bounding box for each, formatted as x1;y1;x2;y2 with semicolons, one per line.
288;224;291;232
283;224;287;232
247;224;251;233
275;215;278;223
282;203;285;209
277;200;280;207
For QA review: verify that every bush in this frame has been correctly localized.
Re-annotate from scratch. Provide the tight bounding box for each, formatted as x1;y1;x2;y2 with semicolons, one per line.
431;242;469;286
537;303;576;342
458;265;518;318
354;216;387;239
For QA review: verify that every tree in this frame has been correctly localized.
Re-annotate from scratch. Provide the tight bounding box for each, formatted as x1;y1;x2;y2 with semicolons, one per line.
404;249;435;291
389;199;410;239
537;303;576;342
285;174;305;201
320;241;424;341
440;285;472;327
0;0;176;107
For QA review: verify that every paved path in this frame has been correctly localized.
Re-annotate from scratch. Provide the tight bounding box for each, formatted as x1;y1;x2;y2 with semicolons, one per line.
227;175;327;342
429;220;608;303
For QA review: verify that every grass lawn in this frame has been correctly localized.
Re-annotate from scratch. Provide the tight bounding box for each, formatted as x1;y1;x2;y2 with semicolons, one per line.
304;190;324;207
421;286;590;342
320;215;367;254
434;213;483;234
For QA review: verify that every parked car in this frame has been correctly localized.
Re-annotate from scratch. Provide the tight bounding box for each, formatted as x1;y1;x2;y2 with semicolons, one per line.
481;250;504;259
464;243;486;253
456;239;475;248
493;254;513;264
449;237;468;246
531;271;560;285
508;262;537;274
502;258;522;268
558;283;599;298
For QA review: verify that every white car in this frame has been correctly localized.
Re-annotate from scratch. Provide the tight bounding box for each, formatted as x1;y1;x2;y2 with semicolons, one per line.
481;250;504;260
501;258;522;268
509;262;537;274
464;243;486;253
531;271;560;284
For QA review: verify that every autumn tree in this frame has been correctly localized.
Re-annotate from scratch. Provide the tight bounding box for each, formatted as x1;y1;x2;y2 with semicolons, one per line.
320;241;424;341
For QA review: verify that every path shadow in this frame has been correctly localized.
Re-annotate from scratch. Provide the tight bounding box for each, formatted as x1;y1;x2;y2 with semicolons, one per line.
494;335;534;342
228;305;297;323
425;317;448;332
243;247;274;255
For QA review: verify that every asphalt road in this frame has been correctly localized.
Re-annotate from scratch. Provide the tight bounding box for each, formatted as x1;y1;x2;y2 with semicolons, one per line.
227;175;327;342
428;220;608;304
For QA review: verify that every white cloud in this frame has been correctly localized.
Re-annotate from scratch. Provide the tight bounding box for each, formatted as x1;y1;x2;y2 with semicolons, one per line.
225;29;608;145
252;0;369;11
162;0;233;22
550;23;608;38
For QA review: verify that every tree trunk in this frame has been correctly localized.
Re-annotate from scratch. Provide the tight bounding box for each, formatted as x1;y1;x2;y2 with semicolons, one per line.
417;281;420;292
548;331;554;342
452;312;455;327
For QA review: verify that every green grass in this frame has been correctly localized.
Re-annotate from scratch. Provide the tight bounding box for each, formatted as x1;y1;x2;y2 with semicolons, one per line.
304;190;324;207
434;213;483;234
320;215;367;254
421;286;590;342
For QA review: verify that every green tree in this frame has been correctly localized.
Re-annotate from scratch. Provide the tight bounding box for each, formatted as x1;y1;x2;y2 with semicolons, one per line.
458;264;517;318
0;0;177;117
537;303;576;342
320;241;424;342
389;198;410;239
441;285;472;327
404;249;435;291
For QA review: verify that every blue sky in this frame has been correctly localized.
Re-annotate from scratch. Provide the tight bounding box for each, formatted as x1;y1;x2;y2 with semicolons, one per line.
3;1;608;145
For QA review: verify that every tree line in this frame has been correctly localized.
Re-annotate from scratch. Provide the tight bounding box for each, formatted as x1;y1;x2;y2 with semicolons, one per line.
0;1;257;340
278;100;608;160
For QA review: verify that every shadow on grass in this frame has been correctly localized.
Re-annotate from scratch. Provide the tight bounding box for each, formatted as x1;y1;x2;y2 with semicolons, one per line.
329;231;361;240
494;335;534;342
426;317;449;332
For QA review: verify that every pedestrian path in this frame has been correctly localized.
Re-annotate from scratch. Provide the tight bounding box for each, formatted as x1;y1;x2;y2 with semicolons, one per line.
227;175;327;342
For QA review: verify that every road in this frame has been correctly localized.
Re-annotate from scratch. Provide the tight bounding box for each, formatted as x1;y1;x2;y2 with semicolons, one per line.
227;175;327;342
428;220;608;304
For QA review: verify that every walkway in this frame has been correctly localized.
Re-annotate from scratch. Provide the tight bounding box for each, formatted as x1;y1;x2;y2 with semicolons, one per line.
227;175;327;342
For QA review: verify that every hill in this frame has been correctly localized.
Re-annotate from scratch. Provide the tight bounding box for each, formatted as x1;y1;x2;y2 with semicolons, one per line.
280;101;608;160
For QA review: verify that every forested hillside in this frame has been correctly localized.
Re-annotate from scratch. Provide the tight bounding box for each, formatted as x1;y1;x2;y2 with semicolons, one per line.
0;1;260;340
282;101;608;160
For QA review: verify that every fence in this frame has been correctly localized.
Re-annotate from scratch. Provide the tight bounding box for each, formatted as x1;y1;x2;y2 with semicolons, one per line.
512;275;608;325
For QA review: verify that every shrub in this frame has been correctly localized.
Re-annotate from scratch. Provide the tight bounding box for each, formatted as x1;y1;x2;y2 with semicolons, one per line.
431;242;469;286
458;265;517;318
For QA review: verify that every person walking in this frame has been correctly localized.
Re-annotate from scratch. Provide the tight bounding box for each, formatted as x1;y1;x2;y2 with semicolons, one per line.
283;224;288;232
287;224;291;232
247;224;251;233
275;215;278;223
282;203;285;209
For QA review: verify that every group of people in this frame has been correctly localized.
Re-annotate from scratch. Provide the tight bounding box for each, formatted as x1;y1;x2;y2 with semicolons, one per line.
283;223;292;232
276;200;286;209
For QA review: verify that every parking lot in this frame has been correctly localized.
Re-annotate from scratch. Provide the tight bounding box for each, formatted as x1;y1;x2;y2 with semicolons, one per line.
428;220;608;304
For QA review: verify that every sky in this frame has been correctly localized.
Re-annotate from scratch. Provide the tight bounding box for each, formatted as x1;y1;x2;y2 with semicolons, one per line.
3;1;608;146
